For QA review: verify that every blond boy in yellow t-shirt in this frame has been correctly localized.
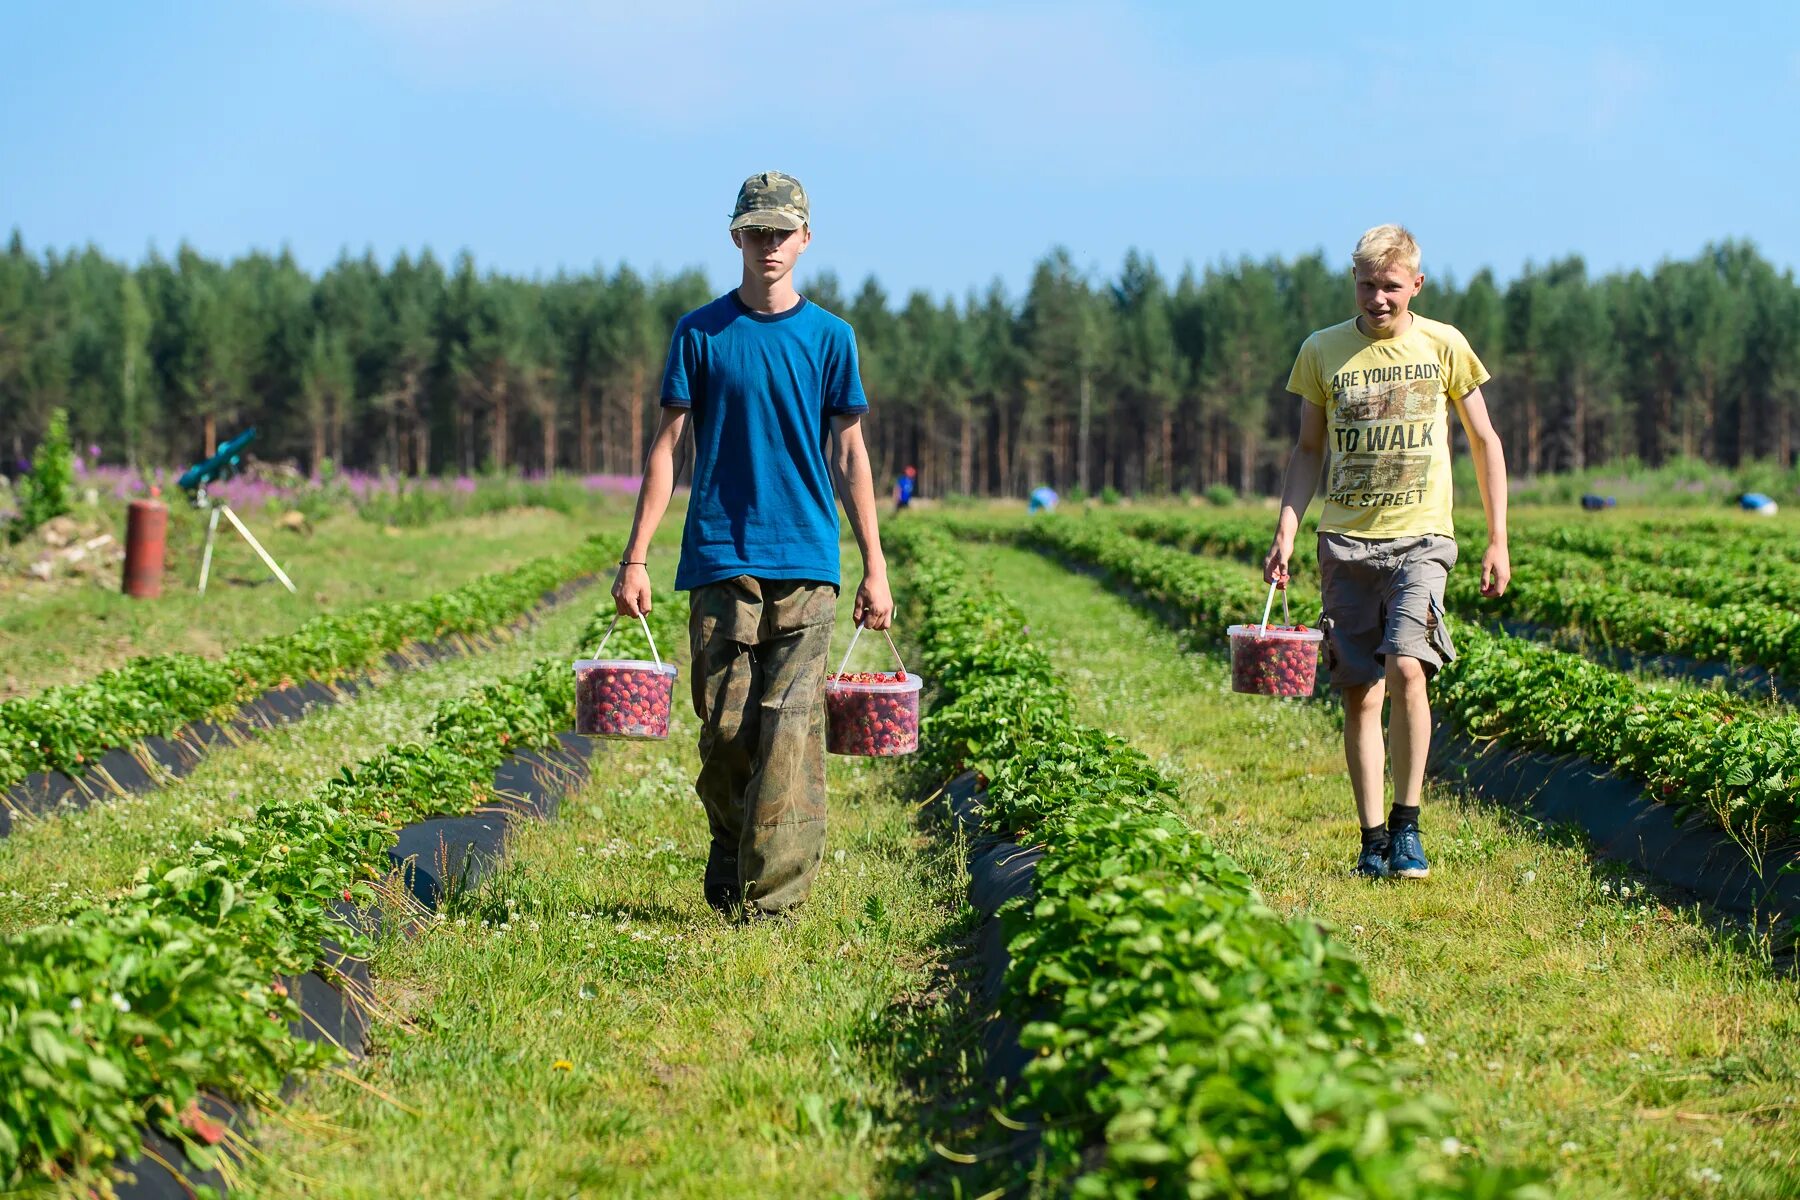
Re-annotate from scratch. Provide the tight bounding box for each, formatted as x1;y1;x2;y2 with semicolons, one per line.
1263;224;1511;881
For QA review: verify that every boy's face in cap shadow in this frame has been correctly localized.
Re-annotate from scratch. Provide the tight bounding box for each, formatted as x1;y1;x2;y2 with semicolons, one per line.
732;224;811;289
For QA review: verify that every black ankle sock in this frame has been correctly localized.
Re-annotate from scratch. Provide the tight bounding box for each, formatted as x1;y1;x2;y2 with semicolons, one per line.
1388;804;1421;834
1360;824;1391;851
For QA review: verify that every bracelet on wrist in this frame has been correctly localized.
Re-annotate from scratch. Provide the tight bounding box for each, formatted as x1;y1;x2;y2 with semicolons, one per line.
619;560;647;567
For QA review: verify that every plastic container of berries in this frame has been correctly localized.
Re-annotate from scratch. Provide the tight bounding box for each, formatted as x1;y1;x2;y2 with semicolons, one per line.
573;612;678;739
1227;581;1323;698
825;624;923;757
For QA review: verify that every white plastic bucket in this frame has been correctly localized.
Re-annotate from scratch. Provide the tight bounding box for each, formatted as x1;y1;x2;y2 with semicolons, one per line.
573;613;678;739
825;624;923;756
1226;581;1323;697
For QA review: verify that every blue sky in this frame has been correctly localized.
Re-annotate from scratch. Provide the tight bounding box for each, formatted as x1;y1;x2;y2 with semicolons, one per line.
4;1;1797;301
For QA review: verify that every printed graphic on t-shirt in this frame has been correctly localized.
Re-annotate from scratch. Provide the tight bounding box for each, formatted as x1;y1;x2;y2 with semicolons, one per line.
1325;362;1444;510
1287;315;1487;539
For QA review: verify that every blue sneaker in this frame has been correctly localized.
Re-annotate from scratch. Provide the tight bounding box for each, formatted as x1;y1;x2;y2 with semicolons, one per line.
1388;827;1430;879
1354;843;1392;879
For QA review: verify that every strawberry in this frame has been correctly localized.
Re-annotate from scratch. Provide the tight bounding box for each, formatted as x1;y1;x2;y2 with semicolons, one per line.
1230;631;1318;698
576;664;674;739
825;677;920;756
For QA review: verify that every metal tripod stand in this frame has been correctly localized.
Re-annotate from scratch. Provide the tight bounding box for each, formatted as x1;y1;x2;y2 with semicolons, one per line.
194;486;297;595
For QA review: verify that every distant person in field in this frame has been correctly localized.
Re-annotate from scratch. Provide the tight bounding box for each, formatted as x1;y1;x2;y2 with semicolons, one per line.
894;464;916;513
613;170;892;918
1263;224;1511;881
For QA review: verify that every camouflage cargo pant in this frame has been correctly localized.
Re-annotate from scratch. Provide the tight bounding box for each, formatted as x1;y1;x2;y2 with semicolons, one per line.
688;576;836;915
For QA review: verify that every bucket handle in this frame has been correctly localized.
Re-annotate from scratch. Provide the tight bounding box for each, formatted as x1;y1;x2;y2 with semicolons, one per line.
1257;580;1290;637
593;611;664;670
834;622;908;679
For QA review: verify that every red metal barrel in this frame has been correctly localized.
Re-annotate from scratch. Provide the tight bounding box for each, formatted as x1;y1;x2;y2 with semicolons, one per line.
123;498;168;598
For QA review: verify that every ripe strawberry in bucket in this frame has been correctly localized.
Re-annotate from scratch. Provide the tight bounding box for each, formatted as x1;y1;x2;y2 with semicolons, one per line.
1227;582;1322;698
825;626;922;757
573;612;678;740
576;663;675;737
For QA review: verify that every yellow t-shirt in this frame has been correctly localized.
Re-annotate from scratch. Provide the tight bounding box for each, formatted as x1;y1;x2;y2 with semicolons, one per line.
1286;314;1489;539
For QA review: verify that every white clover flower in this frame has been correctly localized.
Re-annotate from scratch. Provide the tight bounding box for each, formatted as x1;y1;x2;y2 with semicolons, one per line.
1440;1137;1463;1156
69;997;83;1011
110;993;131;1012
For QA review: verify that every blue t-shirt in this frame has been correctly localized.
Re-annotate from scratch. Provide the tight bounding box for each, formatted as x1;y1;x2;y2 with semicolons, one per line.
661;291;868;591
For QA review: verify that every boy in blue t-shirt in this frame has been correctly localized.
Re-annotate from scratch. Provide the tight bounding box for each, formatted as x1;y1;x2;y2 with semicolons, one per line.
613;171;892;919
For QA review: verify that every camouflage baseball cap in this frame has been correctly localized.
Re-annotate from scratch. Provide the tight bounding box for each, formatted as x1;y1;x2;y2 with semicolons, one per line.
729;171;809;232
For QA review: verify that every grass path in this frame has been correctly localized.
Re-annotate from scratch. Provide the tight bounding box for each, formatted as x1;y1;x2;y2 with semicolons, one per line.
981;541;1800;1200
240;555;971;1199
1;505;630;698
0;586;601;934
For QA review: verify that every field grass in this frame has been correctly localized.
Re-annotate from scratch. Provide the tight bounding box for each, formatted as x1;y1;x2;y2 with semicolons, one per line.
980;540;1800;1200
0;504;629;698
236;549;974;1200
0;591;600;936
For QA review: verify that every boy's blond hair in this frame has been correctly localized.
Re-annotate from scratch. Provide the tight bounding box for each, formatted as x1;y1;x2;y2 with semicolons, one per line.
1352;224;1421;274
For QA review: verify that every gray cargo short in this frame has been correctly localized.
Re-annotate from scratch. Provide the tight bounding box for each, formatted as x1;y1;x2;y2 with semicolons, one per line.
1317;532;1458;690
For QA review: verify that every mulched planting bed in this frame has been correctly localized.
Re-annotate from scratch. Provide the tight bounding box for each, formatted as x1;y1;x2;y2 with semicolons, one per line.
0;587;654;1196
2;543;608;826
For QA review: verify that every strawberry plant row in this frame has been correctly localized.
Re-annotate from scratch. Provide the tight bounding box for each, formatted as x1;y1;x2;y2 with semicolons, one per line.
1114;508;1800;609
0;593;612;1190
890;524;1536;1198
983;517;1800;851
1518;523;1800;605
0;541;608;796
942;512;1290;639
1435;622;1800;845
1086;510;1800;694
1513;512;1800;568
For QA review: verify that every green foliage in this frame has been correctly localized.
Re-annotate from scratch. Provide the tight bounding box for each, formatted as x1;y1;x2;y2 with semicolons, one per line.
992;508;1800;850
1435;626;1800;845
1097;485;1122;505
9;232;1799;497
353;474;602;527
889;523;1542;1198
1107;505;1800;689
1203;482;1237;506
1497;457;1800;508
0;540;607;791
7;406;74;541
0;578;618;1185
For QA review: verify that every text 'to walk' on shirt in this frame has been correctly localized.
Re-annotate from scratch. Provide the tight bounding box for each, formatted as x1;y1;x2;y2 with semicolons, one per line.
1286;314;1490;541
661;291;868;591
